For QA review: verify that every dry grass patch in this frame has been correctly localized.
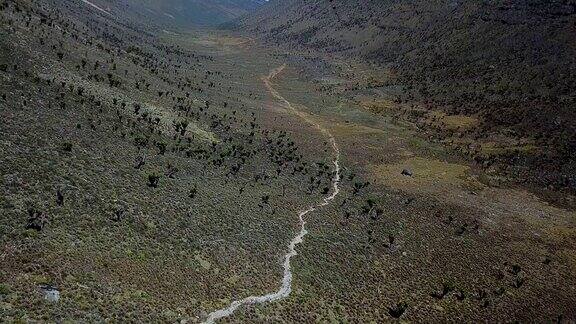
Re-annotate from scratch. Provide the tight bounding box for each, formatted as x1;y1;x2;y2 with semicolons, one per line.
370;156;484;193
428;111;479;131
360;99;397;114
330;121;387;137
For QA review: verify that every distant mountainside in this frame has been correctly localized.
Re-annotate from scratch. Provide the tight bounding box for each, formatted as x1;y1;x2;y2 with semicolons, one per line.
88;0;265;26
238;0;576;191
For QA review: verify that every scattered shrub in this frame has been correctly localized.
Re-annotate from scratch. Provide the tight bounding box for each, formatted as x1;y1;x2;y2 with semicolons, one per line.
388;302;408;318
62;142;73;152
26;208;47;231
148;173;160;188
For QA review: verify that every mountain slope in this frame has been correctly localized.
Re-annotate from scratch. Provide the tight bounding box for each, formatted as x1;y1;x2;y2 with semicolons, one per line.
83;0;265;27
132;0;265;26
238;0;576;192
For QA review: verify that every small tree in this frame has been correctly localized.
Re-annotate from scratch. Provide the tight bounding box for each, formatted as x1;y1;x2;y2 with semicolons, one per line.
56;189;64;206
62;142;73;152
134;155;145;169
431;281;454;299
26;209;48;231
148;173;160;188
189;186;197;199
156;142;167;155
388;302;408;318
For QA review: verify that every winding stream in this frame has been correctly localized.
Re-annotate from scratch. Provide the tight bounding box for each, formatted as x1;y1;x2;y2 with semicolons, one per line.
203;65;342;323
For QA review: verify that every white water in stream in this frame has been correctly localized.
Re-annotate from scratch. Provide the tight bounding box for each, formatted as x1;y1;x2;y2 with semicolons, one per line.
203;65;341;323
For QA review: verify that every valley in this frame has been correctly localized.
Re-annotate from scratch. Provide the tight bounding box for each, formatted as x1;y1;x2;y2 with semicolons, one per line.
1;0;575;322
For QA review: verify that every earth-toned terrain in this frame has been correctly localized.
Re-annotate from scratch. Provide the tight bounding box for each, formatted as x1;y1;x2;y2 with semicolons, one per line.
237;0;576;200
1;0;575;322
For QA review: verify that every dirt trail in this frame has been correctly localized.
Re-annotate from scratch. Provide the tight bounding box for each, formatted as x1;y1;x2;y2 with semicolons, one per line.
202;65;342;323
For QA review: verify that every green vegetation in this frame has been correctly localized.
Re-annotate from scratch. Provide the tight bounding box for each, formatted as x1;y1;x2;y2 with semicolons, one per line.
0;0;575;323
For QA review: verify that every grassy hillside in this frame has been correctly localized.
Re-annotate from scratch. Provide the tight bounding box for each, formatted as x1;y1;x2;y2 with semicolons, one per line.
238;0;576;194
0;0;330;320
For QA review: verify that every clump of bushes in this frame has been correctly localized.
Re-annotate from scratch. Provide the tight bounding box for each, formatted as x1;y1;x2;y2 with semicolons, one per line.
62;142;73;152
148;173;160;188
388;302;408;318
26;208;47;231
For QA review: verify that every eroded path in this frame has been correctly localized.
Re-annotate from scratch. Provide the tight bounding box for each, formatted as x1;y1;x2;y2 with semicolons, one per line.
203;65;342;323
